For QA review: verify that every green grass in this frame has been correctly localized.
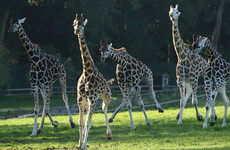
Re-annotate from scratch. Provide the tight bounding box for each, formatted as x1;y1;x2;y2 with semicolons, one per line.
1;106;230;150
0;95;78;110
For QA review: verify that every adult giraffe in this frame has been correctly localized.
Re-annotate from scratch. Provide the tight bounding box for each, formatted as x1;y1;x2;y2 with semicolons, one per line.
8;17;75;136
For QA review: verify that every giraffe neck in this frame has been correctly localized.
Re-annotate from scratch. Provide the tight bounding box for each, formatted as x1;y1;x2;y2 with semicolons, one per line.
172;20;189;60
17;26;39;62
78;33;94;74
206;41;219;62
109;49;127;65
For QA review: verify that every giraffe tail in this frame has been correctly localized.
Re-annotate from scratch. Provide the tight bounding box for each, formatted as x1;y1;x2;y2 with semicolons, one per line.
67;74;81;81
143;66;164;113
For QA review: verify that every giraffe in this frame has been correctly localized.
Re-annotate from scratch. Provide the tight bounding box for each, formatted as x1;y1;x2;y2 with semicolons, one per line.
73;14;115;149
192;35;229;128
169;4;206;124
8;17;75;136
99;40;164;131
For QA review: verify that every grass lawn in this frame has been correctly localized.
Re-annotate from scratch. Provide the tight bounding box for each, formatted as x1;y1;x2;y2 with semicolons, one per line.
1;105;230;150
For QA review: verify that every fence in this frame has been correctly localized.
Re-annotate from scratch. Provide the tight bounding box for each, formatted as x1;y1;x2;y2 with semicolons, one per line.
1;85;207;120
6;85;180;96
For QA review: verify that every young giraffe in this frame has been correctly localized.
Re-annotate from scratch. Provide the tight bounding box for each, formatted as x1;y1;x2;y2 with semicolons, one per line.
169;5;206;124
8;17;75;136
192;35;229;128
99;40;164;131
73;14;115;149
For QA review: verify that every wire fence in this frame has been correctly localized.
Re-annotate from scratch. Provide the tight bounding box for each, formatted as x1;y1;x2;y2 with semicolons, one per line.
0;85;209;120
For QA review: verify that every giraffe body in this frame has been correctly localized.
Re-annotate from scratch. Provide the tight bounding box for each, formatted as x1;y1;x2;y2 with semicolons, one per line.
73;14;114;149
192;35;229;128
100;41;163;130
169;5;207;124
8;18;75;136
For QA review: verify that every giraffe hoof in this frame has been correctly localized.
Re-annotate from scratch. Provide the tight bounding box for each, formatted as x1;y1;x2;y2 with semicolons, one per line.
210;122;215;126
130;126;136;132
158;108;164;113
109;118;113;123
70;122;76;128
52;121;58;128
176;113;180;120
107;137;112;140
37;129;42;134
197;115;203;121
177;120;182;125
30;132;37;137
222;122;226;127
215;115;217;121
107;133;112;140
146;121;152;126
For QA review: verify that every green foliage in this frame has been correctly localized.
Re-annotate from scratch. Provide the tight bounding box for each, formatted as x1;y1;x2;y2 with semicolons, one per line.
0;0;230;88
1;106;230;149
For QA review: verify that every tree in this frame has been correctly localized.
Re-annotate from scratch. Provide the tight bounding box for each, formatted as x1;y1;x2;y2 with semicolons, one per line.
211;0;225;50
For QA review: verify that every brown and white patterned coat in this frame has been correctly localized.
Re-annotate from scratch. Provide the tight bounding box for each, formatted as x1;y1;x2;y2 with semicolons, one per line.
73;14;114;149
99;40;163;131
8;17;75;136
192;35;229;128
169;5;206;124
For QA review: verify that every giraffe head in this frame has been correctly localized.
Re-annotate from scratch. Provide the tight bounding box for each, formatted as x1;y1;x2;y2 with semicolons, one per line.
73;14;88;35
192;34;209;55
99;40;112;62
8;17;26;32
169;4;181;22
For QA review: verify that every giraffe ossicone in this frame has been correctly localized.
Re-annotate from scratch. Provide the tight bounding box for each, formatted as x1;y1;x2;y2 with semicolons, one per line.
8;17;75;136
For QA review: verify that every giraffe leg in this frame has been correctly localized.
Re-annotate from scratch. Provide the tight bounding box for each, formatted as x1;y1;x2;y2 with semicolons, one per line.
126;99;135;131
191;83;203;121
219;85;229;127
177;82;191;125
102;101;112;140
30;86;39;137
60;75;75;128
45;88;58;128
101;93;112;140
81;100;96;149
121;88;135;131
145;73;163;113
109;100;126;123
78;97;85;148
203;80;212;128
37;88;51;134
210;91;218;126
135;86;151;126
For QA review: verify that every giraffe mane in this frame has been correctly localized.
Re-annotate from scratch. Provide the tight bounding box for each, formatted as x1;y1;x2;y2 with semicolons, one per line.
111;47;126;51
32;42;41;49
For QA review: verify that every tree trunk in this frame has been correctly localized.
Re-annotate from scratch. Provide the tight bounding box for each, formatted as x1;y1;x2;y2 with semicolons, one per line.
0;8;10;50
211;0;225;50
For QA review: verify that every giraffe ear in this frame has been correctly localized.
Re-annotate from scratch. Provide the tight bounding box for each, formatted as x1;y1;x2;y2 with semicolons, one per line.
18;17;26;24
107;78;115;86
175;4;179;8
108;43;112;50
83;19;88;26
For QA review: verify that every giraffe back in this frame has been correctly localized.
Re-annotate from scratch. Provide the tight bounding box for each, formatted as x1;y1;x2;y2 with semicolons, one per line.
29;48;65;88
